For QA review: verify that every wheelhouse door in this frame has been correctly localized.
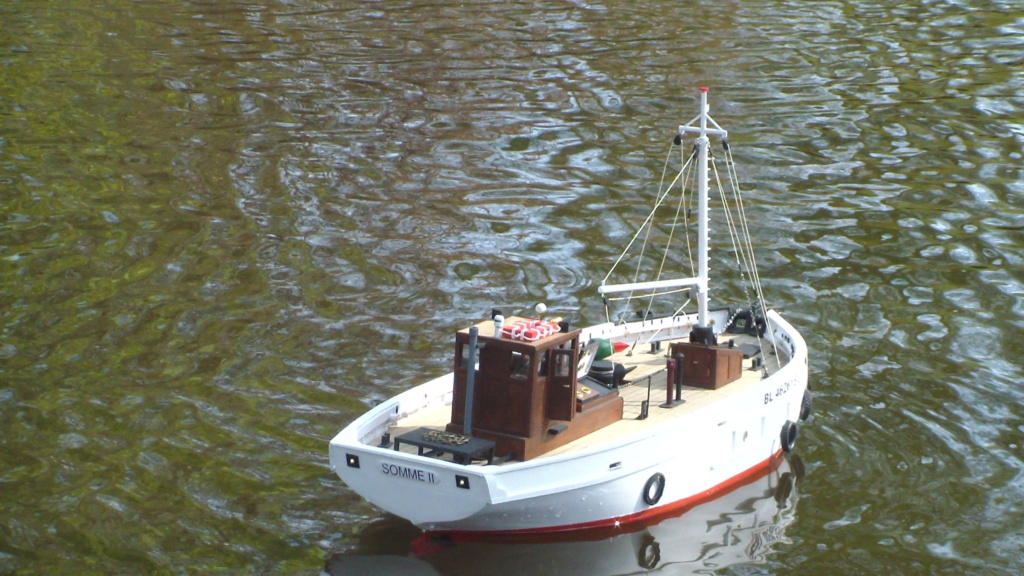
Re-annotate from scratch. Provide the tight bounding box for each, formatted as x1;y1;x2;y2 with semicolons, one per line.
545;347;577;422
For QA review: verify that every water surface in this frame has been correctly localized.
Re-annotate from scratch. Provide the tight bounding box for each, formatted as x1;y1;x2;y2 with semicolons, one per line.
2;0;1023;574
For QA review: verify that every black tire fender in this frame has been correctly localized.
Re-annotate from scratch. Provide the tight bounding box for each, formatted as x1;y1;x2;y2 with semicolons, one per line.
636;532;661;569
780;420;798;453
799;389;812;421
642;472;666;506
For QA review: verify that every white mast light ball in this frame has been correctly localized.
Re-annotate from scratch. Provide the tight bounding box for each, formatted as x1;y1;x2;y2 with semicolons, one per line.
535;303;547;316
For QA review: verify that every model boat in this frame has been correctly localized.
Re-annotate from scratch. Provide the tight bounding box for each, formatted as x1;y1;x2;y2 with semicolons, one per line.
329;88;810;536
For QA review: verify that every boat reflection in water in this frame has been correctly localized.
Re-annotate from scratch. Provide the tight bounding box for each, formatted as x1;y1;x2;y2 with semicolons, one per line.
325;453;804;576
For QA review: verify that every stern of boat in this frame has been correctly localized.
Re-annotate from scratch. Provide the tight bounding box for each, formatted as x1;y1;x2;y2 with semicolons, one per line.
329;435;493;526
328;374;497;526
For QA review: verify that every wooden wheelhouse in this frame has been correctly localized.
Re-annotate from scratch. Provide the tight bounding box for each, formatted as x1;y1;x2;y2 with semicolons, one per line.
447;317;624;461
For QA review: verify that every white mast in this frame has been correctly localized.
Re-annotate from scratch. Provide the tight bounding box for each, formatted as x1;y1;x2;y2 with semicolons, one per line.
679;87;727;328
598;89;728;329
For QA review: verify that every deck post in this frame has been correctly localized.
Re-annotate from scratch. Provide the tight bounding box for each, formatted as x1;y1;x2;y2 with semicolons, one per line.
674;352;685;401
463;326;479;436
666;358;675;406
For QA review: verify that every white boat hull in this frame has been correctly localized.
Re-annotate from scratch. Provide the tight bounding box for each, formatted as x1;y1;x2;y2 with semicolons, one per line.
325;452;801;576
329;310;808;534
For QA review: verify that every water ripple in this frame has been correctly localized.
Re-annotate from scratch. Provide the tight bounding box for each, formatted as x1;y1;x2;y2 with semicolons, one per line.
3;0;1024;573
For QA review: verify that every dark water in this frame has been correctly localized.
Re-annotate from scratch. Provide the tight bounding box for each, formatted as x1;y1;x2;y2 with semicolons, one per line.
2;0;1023;574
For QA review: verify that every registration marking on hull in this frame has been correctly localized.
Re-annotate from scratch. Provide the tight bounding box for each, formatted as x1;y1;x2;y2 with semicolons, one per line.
381;462;439;484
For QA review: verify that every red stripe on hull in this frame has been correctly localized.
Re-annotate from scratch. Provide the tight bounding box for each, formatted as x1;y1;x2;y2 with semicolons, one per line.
417;449;786;547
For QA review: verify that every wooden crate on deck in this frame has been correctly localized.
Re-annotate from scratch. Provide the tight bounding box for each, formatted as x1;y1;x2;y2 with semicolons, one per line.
670;341;744;389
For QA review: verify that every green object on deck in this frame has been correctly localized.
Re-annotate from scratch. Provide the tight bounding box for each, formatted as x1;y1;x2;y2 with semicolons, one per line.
595;338;613;360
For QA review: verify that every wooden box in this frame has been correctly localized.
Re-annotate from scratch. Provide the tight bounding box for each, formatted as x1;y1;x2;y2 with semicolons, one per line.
670;342;744;389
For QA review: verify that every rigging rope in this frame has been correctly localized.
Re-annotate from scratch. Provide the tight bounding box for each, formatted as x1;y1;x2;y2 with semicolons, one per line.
643;143;697;321
716;142;781;365
602;142;696;323
601;134;781;371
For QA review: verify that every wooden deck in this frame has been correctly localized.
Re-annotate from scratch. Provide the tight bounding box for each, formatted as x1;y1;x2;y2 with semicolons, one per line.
387;332;787;464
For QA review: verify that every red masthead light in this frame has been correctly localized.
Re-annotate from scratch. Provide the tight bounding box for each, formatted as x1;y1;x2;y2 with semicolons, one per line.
699;86;709;92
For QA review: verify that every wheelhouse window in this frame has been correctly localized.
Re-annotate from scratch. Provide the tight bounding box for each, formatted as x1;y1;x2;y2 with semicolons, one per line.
510;351;531;380
554;351;571;377
456;343;471;369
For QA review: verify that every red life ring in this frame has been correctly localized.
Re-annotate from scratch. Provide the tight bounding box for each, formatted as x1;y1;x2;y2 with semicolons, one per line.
501;319;561;342
522;328;542;341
